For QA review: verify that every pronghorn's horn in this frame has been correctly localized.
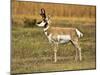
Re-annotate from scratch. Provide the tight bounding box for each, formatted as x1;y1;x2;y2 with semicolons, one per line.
40;8;46;20
40;8;45;15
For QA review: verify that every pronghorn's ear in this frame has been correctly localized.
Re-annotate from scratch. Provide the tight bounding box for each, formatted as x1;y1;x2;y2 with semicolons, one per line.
48;14;54;18
47;14;51;19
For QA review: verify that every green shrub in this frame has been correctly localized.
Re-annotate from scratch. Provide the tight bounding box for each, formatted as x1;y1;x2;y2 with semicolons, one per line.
24;18;37;28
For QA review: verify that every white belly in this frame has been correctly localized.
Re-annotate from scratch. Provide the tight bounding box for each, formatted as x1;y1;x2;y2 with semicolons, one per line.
57;35;71;44
47;33;71;44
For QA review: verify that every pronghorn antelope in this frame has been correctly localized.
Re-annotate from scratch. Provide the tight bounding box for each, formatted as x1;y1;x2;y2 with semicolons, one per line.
37;8;83;62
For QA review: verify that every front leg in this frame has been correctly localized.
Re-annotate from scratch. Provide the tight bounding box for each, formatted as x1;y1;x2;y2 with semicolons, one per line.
54;42;58;63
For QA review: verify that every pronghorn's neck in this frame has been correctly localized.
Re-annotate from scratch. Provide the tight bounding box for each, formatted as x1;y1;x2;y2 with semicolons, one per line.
44;25;50;32
43;23;51;37
43;17;50;32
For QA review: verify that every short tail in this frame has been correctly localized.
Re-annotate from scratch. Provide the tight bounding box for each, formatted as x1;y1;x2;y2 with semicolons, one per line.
76;29;83;38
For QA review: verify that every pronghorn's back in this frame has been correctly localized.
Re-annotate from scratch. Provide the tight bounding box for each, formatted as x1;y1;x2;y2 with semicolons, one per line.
46;27;83;40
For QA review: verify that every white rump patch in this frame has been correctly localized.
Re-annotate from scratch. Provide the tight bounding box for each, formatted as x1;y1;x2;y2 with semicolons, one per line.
37;21;46;27
57;35;71;43
76;29;83;38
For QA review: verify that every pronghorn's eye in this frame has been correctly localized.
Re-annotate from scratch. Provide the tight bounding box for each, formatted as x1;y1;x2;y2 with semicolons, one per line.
37;21;42;24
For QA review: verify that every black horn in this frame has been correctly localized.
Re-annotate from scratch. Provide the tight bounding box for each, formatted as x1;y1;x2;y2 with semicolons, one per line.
40;8;45;14
40;8;46;19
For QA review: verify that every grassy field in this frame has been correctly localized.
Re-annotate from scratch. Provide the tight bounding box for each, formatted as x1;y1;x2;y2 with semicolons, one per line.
11;17;96;74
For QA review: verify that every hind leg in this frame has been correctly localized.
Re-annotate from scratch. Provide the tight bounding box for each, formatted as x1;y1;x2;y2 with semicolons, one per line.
71;40;82;61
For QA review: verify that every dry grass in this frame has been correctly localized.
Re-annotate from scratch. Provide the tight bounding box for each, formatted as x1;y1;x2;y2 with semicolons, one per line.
11;1;96;74
11;17;96;74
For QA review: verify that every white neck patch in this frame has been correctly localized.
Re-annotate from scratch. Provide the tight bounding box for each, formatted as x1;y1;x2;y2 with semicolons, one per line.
44;25;49;31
